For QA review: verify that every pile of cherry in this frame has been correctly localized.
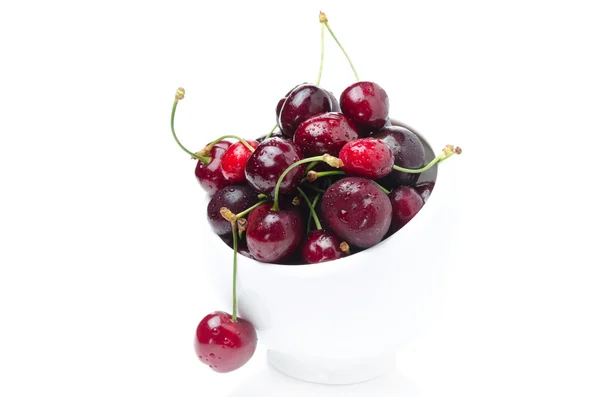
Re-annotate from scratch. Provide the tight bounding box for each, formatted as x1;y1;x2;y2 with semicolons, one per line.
196;80;445;264
173;11;460;375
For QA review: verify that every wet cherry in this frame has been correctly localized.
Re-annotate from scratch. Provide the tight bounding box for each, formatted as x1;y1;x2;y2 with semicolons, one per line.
389;186;424;233
340;81;389;132
293;112;359;157
300;229;346;264
194;141;231;196
194;311;257;373
373;126;425;188
278;83;332;137
207;185;259;236
221;140;259;184
339;137;394;179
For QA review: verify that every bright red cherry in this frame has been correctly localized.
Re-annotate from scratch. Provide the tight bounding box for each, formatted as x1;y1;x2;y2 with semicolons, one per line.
194;311;257;373
195;141;231;196
339;138;394;179
246;202;305;263
300;229;346;264
321;177;392;248
221;140;259;184
340;81;389;132
294;112;359;157
389;186;424;233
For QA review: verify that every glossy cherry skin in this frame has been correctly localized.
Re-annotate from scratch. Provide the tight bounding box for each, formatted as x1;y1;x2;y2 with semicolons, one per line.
340;82;389;132
221;140;259;184
293;112;359;157
278;84;332;137
339;138;394;179
195;141;231;196
326;90;341;112
389;186;424;233
194;311;257;373
207;185;259;236
300;229;345;264
373;126;425;188
244;137;306;195
321;177;392;248
415;181;435;203
246;202;305;263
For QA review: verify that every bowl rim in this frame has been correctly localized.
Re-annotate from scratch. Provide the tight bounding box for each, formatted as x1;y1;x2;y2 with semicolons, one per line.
202;118;446;275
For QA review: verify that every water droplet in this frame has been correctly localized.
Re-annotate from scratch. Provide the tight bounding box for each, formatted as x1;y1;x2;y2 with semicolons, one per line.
224;337;231;344
211;328;220;336
235;330;241;335
199;355;203;359
218;357;222;359
209;353;216;359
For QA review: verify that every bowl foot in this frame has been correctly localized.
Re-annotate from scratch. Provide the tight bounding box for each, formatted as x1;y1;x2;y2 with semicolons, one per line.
266;349;396;385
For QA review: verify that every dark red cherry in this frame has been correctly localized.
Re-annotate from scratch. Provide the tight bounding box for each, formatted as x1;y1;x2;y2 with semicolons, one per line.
195;141;231;196
415;181;435;203
293;112;359;157
373;126;425;188
221;140;259;184
389;186;424;233
321;177;392;248
300;229;345;264
194;311;257;373
278;84;332;137
339;138;394;179
326;90;341;112
246;202;305;263
340;82;389;132
244;137;305;195
207;185;259;236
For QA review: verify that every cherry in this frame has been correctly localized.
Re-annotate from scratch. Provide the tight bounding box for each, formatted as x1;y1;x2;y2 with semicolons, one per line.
321;177;392;248
246;202;305;263
339;137;394;179
244;137;306;195
300;229;346;264
293;112;359;157
194;311;257;373
415;181;435;203
221;140;259;184
207;185;260;236
389;186;424;233
340;82;389;132
194;141;231;196
373;126;425;188
278;83;332;137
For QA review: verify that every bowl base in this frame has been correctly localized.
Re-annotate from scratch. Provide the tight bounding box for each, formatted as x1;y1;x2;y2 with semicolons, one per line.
266;350;396;385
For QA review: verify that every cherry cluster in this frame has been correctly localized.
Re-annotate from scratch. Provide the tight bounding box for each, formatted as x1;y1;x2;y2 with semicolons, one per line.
172;12;460;374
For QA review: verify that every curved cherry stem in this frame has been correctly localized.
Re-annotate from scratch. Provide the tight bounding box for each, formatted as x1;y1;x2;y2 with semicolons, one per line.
307;170;346;182
373;181;390;195
230;221;238;322
392;145;462;174
305;161;320;173
235;199;268;219
320;12;360;81
200;135;255;156
316;22;325;86
170;89;210;164
297;187;322;230
265;124;278;139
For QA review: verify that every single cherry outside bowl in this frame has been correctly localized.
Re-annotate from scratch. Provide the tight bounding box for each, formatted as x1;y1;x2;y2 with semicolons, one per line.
200;119;457;385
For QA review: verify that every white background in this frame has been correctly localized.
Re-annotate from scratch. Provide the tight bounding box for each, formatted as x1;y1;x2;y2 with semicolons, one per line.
1;0;599;396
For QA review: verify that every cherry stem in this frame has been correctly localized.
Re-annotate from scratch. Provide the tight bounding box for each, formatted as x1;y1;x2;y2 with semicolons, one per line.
199;135;255;157
170;89;211;164
301;184;325;194
265;124;278;139
272;154;343;211
305;161;320;173
306;193;321;232
321;12;360;81
392;145;462;174
316;22;325;86
235;199;269;219
257;193;269;200
230;221;238;323
297;187;322;230
373;181;390;195
308;170;345;182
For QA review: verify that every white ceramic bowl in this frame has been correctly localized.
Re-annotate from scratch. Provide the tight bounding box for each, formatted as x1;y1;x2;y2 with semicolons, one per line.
200;120;457;385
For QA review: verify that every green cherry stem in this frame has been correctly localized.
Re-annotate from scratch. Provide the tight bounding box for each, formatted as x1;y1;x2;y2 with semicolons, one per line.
307;170;346;182
306;193;322;233
199;135;255;157
373;181;391;195
305;161;320;173
235;199;269;219
392;145;463;174
272;154;343;211
316;20;325;86
231;221;238;322
265;124;278;139
297;187;322;230
320;12;360;81
170;88;210;164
